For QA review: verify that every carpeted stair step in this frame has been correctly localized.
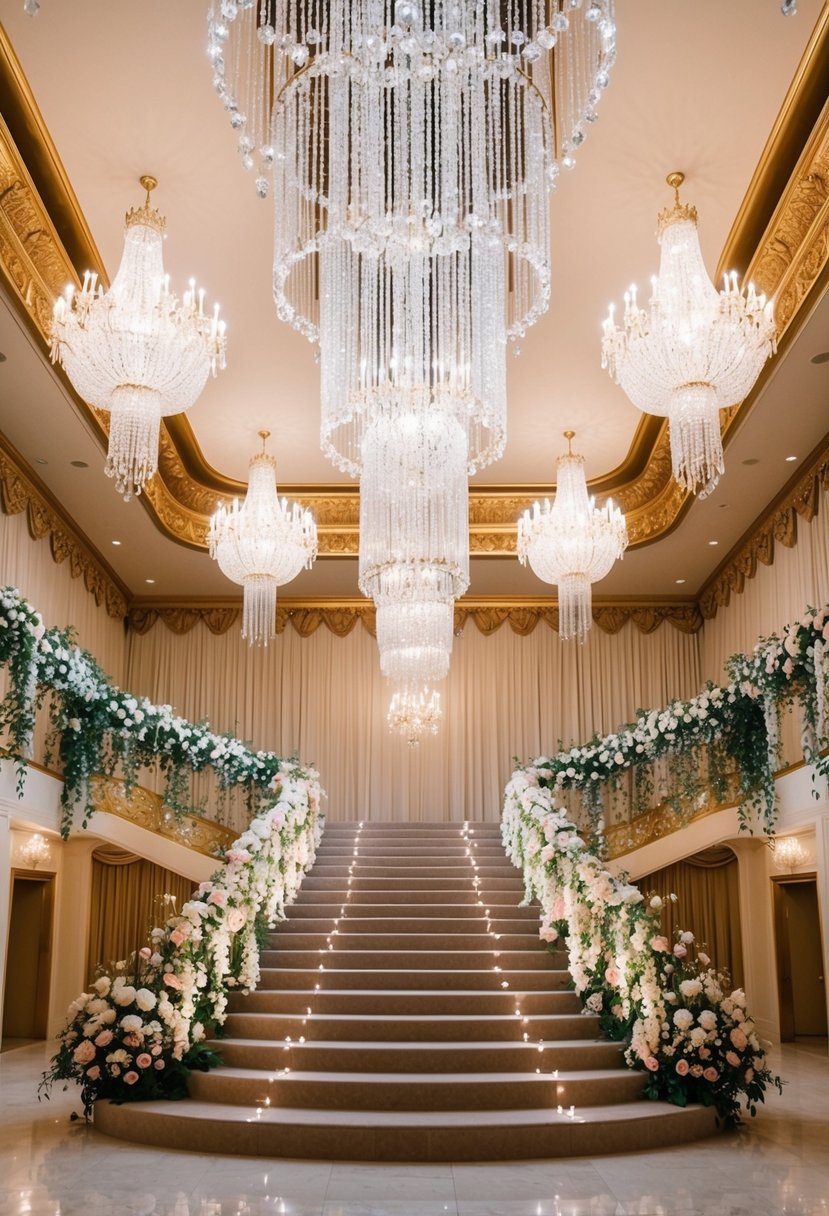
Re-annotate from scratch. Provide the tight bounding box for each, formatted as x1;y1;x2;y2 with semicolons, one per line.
219;1010;596;1041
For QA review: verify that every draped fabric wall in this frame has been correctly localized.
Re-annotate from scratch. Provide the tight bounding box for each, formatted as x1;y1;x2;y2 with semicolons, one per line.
87;848;194;979
701;502;829;684
0;510;126;682
125;617;702;823
636;848;744;986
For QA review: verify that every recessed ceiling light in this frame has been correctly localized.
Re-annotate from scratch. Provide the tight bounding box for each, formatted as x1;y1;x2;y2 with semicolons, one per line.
145;578;155;584
33;457;48;466
675;578;686;585
70;460;89;468
111;540;122;546
810;351;829;365
785;455;797;462
708;540;719;546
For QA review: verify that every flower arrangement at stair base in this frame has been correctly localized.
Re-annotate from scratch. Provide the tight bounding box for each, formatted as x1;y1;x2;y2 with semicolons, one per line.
40;765;323;1116
501;767;781;1124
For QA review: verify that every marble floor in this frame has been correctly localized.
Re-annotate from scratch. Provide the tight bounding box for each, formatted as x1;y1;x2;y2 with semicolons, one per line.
1;1041;827;1216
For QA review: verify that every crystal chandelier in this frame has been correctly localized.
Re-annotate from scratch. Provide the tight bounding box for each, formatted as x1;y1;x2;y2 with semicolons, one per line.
518;432;628;642
601;172;776;497
51;177;226;500
19;832;51;869
388;686;443;745
208;1;618;474
374;568;457;684
209;431;318;645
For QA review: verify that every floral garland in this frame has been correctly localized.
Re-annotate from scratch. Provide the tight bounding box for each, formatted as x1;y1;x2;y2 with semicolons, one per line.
502;768;781;1124
40;764;324;1116
0;587;300;837
530;604;829;837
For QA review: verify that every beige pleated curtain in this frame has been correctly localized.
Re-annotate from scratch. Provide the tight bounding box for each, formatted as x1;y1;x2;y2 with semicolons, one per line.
636;847;744;986
87;847;194;979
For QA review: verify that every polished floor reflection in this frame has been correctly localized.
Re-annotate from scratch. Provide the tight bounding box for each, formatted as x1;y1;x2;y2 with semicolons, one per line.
1;1041;826;1215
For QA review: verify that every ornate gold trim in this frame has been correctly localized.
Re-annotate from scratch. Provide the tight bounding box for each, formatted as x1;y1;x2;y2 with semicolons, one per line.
1;23;827;559
0;430;129;618
90;775;235;859
127;596;703;639
699;429;829;620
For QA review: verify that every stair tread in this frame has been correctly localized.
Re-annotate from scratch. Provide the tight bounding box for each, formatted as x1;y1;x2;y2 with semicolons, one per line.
202;1066;628;1083
212;1037;607;1050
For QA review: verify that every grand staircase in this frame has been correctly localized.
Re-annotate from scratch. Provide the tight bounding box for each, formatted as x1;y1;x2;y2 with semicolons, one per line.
95;821;716;1159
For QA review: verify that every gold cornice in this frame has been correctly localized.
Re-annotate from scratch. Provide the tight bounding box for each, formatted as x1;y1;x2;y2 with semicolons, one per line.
0;429;129;618
127;596;703;639
0;19;827;558
90;775;235;859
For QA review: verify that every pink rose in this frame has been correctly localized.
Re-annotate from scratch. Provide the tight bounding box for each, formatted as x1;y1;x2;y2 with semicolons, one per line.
151;1044;163;1056
675;1059;690;1076
745;1068;754;1083
703;1067;719;1082
207;889;227;907
697;952;710;967
94;1030;113;1048
650;936;670;953
154;1058;166;1070
139;947;152;960
823;622;829;643
164;973;183;991
730;1027;748;1051
226;908;247;933
136;1053;152;1069
673;944;687;959
643;1056;659;1072
123;1033;141;1048
123;1071;140;1085
225;849;251;864
539;925;558;943
698;1047;710;1060
72;1039;96;1065
605;967;621;986
86;1065;101;1081
169;928;187;947
726;1050;741;1068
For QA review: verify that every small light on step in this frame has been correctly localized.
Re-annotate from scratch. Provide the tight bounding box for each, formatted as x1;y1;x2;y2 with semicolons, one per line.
501;980;509;988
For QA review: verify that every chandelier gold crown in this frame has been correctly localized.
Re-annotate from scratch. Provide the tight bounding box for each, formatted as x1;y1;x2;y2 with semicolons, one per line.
125;174;166;236
657;171;699;233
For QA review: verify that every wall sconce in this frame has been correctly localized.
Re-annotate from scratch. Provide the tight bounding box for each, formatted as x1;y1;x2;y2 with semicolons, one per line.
774;835;808;873
19;832;51;870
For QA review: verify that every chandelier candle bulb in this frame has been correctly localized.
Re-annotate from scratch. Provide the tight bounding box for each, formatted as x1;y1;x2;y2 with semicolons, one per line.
50;177;227;500
602;172;776;497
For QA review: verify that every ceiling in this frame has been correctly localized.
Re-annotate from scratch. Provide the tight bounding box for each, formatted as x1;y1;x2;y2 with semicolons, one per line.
0;0;828;605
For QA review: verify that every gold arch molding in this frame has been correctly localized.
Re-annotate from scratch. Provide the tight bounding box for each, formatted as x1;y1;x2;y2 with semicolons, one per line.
1;20;828;557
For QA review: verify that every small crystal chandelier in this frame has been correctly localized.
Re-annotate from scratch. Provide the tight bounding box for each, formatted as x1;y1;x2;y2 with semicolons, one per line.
51;177;226;500
209;431;317;646
602;172;776;497
388;686;443;746
374;568;457;684
518;432;628;642
774;836;808;872
19;832;51;869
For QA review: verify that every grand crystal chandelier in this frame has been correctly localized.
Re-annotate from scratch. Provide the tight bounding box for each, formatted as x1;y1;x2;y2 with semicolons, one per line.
208;0;618;474
602;173;776;497
209;432;318;645
518;432;627;642
51;177;226;500
387;686;443;745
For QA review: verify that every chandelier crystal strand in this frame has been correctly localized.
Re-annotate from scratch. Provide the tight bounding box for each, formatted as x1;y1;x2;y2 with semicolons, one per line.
51;177;226;500
601;172;776;497
518;432;628;642
209;432;318;646
387;685;443;745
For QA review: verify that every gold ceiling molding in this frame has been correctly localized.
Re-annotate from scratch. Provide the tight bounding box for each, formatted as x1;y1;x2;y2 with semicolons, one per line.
0;430;129;619
1;24;827;561
698;431;829;621
128;597;702;640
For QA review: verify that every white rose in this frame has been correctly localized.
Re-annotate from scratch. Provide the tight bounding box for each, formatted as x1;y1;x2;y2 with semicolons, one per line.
94;976;111;996
672;1009;693;1032
120;1014;143;1034
113;984;137;1007
134;988;157;1012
